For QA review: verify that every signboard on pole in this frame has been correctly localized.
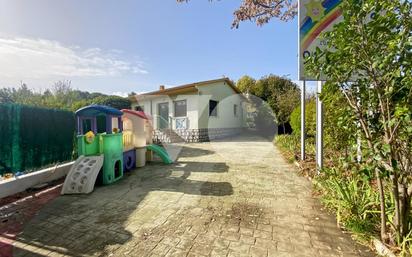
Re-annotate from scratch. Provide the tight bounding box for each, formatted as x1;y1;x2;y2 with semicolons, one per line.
299;0;343;81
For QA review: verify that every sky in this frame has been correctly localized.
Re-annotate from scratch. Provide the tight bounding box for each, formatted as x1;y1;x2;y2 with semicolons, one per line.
0;0;307;96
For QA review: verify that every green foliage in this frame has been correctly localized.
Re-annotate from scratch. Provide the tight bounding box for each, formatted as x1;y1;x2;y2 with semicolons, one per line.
400;230;412;256
93;95;131;110
306;0;412;243
274;134;315;161
254;75;300;125
274;134;300;163
289;98;316;137
236;74;300;130
290;89;357;157
321;85;358;155
0;81;130;111
236;75;256;94
314;168;380;238
274;134;299;153
0;88;15;104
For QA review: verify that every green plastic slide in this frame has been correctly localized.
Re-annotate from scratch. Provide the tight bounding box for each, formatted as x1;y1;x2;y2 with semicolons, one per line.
147;144;173;164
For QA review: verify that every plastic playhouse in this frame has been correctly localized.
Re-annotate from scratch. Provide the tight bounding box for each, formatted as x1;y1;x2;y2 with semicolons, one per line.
62;104;173;195
62;105;124;194
121;109;149;170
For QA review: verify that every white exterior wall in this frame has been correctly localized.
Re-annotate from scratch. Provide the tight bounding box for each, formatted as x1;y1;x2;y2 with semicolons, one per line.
172;94;199;129
131;80;246;130
197;81;244;129
132;94;199;130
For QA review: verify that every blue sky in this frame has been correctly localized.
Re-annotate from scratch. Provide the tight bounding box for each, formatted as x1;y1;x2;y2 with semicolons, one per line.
0;0;302;95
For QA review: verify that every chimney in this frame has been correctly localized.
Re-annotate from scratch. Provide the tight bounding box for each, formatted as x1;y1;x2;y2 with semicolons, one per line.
159;85;165;91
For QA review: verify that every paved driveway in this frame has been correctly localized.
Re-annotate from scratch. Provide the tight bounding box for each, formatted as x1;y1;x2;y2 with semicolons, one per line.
11;134;372;257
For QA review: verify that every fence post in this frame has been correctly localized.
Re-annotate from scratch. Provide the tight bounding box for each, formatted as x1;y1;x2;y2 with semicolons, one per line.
316;81;324;173
301;80;306;161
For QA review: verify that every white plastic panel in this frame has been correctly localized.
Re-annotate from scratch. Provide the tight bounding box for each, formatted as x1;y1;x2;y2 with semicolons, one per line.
61;155;104;195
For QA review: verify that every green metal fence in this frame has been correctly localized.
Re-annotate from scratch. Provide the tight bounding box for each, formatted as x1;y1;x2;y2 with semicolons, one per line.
0;104;75;174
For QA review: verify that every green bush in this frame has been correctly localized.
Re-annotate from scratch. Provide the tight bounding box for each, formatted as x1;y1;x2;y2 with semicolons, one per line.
314;168;380;240
275;134;315;157
274;134;299;153
274;134;300;163
321;85;357;154
289;99;316;137
289;91;356;158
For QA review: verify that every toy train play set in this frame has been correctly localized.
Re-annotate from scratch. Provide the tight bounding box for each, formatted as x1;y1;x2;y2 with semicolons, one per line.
61;104;173;195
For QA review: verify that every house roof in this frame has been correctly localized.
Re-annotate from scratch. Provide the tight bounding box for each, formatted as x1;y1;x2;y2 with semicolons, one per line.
121;109;149;120
131;78;242;102
76;104;123;117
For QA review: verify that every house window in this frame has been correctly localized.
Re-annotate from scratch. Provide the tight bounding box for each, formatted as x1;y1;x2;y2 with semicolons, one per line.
174;100;187;117
134;105;144;112
234;104;238;116
209;100;218;117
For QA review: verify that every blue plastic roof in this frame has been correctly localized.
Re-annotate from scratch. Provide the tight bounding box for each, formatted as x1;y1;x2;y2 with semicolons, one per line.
75;104;123;117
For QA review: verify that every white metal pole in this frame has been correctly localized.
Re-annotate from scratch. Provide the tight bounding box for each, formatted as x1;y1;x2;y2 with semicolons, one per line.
301;80;306;160
316;81;324;172
356;85;362;162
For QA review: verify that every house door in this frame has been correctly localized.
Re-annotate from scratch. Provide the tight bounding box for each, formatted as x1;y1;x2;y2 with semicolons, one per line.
158;102;169;129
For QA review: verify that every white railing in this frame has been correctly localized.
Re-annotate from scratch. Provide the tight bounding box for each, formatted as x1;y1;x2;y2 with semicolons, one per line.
175;117;188;129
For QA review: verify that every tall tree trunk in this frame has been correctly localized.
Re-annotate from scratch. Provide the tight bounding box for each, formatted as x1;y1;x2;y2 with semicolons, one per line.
392;173;401;240
376;169;388;242
391;171;403;241
399;182;410;239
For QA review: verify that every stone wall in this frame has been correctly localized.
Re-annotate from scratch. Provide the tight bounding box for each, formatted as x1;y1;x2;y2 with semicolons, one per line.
153;128;244;143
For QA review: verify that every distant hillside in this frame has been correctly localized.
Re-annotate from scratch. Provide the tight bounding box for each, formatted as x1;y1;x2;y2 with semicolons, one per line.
0;81;131;111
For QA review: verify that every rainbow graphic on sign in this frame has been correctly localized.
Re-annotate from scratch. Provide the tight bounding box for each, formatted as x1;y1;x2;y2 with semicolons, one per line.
299;0;343;80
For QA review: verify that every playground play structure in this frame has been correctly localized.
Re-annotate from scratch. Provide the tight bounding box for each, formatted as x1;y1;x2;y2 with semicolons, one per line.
61;105;173;195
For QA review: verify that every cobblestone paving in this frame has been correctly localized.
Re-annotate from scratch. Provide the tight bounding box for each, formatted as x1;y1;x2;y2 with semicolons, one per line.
11;134;374;257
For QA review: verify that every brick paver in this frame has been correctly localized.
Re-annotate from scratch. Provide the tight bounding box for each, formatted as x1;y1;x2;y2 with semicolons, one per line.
10;134;373;257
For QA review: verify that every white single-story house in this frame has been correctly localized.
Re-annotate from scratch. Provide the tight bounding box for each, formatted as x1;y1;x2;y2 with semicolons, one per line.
131;78;248;142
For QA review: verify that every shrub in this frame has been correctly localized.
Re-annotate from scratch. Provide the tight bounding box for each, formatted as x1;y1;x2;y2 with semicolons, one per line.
274;134;299;163
274;134;299;153
289;99;316;137
314;167;380;240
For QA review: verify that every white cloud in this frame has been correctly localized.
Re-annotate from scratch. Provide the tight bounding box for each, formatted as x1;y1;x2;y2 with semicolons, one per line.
112;91;129;97
112;91;148;97
0;37;148;82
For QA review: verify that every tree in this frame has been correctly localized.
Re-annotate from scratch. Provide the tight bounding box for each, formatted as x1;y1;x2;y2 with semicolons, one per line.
290;97;316;137
0;88;14;104
274;89;299;133
256;75;300;132
177;0;297;28
93;96;131;110
0;81;127;112
307;0;412;242
236;75;256;94
237;74;300;134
